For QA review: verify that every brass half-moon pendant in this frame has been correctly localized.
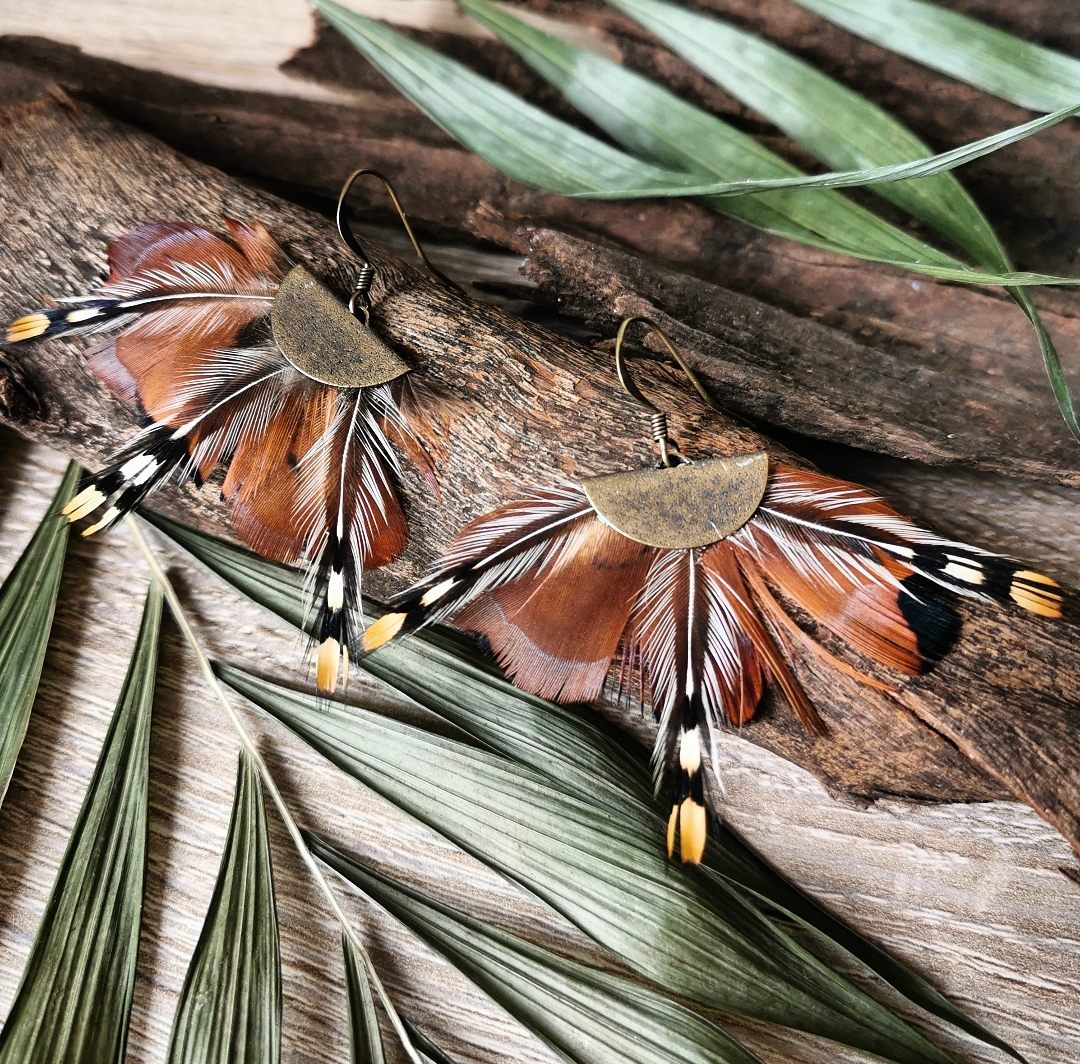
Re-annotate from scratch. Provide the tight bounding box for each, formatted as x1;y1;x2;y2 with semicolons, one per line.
271;264;411;387
581;452;769;549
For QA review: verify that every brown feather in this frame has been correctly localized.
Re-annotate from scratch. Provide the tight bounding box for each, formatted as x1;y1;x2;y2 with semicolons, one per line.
383;374;464;500
455;516;655;703
89;225;281;427
700;544;825;733
322;393;408;572
222;217;291;278
737;510;924;675
740;565;897;695
223;388;322;563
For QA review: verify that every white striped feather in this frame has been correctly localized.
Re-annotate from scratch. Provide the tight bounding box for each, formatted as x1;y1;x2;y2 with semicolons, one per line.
627;548;750;790
403;485;596;628
740;470;997;603
96;258;278;303
292;385;405;609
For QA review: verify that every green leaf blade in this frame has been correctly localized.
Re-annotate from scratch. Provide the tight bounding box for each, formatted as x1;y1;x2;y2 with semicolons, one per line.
792;0;1080;112
604;0;994;261
222;664;958;1064
459;0;965;267
342;933;385;1064
310;0;694;197
313;834;766;1064
167;750;281;1064
0;460;79;805
0;581;161;1064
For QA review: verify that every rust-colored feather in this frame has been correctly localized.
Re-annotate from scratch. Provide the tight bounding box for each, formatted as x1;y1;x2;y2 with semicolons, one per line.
701;545;824;733
223;388;321;563
455;516;655;703
88;222;282;427
383;375;464;500
736;528;923;675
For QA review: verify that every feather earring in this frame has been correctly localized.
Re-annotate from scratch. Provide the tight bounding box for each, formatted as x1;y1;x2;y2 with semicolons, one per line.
5;170;462;694
362;316;1065;864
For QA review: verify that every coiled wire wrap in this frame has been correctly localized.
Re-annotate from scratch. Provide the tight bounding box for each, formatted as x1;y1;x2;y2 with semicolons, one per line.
347;262;376;321
650;412;680;467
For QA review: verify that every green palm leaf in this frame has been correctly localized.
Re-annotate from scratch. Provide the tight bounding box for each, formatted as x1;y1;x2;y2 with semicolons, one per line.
399;1019;461;1064
167;750;281;1064
342;933;385;1064
792;0;1080;111
311;832;765;1064
0;582;161;1064
0;460;79;806
313;0;691;196
602;0;1080;440
221;663;959;1064
312;0;1078;286
604;0;1004;251
142;510;1023;1061
459;0;990;256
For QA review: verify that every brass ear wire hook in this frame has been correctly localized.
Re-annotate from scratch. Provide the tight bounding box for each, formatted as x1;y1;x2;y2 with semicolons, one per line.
335;168;463;321
614;315;722;467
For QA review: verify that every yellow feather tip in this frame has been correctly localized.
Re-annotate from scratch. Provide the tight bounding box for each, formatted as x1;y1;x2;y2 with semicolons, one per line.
62;486;104;522
1010;571;1063;618
678;800;707;864
1010;585;1063;619
316;638;340;694
666;805;678;859
5;314;50;343
361;612;406;652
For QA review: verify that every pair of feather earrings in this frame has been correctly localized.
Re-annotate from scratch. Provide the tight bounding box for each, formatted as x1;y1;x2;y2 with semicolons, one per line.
6;183;1065;863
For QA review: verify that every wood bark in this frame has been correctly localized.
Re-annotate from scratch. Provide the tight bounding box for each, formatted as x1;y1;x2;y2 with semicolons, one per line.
8;20;1080;483
3;77;1080;859
471;211;1080;482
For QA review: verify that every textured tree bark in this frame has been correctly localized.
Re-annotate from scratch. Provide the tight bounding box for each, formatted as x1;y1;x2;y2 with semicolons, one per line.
469;211;1080;483
4;79;1080;859
6;19;1080;484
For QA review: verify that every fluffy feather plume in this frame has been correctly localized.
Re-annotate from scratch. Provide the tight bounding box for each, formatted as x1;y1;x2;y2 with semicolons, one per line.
365;463;1064;862
6;218;447;693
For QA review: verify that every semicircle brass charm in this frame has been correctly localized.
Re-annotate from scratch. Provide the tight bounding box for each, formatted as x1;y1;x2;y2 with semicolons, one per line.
271;264;411;388
581;452;769;549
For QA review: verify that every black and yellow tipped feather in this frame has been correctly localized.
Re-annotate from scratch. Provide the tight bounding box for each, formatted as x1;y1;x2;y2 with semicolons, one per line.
5;299;130;344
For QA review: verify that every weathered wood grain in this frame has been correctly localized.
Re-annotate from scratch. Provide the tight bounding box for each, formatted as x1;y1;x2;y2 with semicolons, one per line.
470;214;1080;482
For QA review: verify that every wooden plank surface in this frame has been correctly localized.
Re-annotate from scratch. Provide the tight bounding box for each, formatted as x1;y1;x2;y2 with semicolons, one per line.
0;2;1078;1062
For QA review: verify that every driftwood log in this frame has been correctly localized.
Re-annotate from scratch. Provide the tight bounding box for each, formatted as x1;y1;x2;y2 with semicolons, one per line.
7;0;1080;484
1;77;1079;872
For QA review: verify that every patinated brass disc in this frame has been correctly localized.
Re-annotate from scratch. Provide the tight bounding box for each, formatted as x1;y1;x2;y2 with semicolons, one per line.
581;453;769;549
271;265;411;388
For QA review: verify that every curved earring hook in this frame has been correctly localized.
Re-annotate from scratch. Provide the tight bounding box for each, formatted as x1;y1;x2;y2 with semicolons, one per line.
336;168;463;296
614;315;722;466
